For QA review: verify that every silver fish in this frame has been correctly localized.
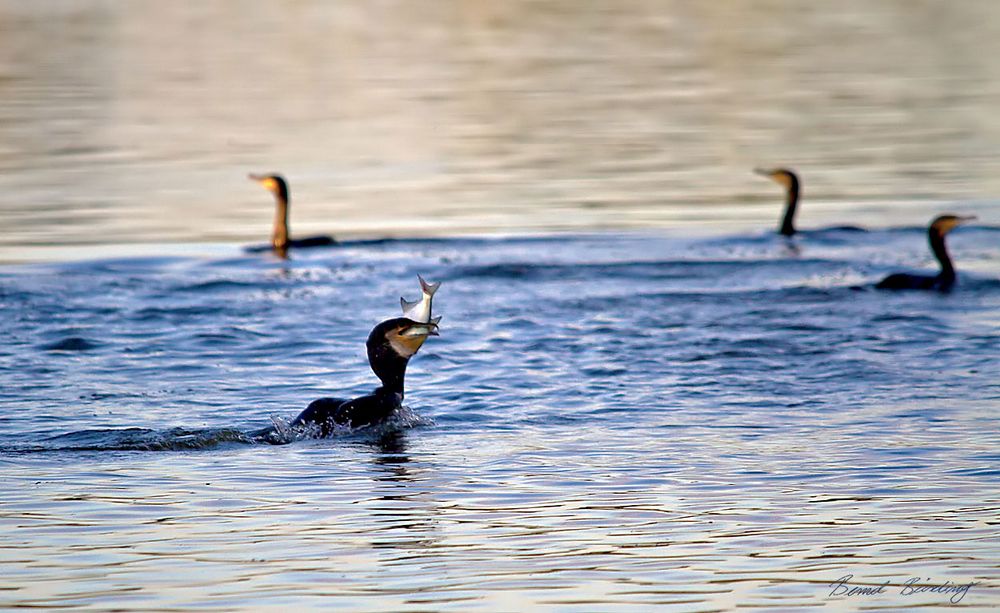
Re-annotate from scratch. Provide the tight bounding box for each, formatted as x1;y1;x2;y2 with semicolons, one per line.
400;274;441;326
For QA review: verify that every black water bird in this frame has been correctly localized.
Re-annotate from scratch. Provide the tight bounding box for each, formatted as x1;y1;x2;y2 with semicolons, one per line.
876;214;976;291
248;173;335;255
755;167;801;236
289;317;439;435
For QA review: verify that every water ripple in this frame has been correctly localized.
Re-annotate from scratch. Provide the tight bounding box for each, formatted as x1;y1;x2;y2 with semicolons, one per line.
1;231;997;610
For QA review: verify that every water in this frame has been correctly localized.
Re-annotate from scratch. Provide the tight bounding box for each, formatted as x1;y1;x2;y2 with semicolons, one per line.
2;1;1000;261
3;0;1000;610
2;229;999;610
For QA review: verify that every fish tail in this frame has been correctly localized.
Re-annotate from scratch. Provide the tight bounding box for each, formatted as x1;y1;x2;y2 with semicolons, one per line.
430;315;442;326
417;274;440;296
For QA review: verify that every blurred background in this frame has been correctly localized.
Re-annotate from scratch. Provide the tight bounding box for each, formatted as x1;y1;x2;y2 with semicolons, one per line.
1;0;998;261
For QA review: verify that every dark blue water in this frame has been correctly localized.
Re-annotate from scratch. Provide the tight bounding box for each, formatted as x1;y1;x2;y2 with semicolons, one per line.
2;228;998;609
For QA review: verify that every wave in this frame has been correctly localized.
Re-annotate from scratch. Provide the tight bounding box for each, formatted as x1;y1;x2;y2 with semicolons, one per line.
29;426;257;452
38;336;103;352
449;257;842;283
2;407;432;453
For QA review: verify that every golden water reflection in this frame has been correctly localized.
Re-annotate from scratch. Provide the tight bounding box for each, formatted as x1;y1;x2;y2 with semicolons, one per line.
1;1;998;261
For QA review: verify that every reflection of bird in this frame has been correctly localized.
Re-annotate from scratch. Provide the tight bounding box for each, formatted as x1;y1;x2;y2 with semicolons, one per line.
876;214;976;291
755;168;800;236
248;173;335;255
290;318;439;435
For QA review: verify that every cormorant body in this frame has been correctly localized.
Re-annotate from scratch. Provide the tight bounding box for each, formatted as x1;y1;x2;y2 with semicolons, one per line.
876;214;975;292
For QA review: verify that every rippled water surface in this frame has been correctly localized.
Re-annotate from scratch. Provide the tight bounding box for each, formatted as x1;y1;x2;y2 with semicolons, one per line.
3;230;999;610
3;0;1000;610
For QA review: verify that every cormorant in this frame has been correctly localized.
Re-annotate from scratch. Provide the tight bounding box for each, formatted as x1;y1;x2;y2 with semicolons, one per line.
876;214;976;291
290;317;439;435
755;167;800;236
248;173;335;255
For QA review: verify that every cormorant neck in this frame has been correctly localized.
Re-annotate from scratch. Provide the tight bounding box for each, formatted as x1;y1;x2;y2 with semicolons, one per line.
271;190;289;251
378;362;407;397
929;227;955;284
368;344;410;398
779;180;799;237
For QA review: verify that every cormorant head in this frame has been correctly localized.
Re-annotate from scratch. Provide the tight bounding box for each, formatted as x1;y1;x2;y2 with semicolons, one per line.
930;214;976;236
380;317;440;358
366;317;440;387
754;167;799;192
248;173;289;202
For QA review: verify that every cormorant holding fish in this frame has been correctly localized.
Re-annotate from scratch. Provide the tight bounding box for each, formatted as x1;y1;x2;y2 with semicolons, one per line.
290;316;439;435
275;276;443;437
248;174;335;255
876;214;975;292
755;167;801;236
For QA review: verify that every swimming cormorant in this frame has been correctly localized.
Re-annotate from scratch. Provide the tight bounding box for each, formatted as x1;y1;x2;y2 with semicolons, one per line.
248;173;335;255
755;167;800;236
876;214;975;291
290;317;439;435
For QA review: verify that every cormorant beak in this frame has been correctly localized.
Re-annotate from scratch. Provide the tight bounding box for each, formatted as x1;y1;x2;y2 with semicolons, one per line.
754;167;795;190
401;322;440;337
950;215;977;233
248;173;278;192
937;214;977;234
754;167;783;183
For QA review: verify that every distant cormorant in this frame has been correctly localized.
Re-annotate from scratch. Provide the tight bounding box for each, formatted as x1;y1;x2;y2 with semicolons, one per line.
876;214;975;291
755;167;801;236
248;173;335;255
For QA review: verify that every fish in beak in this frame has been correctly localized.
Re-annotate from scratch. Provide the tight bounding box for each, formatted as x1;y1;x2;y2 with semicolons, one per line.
400;274;442;326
